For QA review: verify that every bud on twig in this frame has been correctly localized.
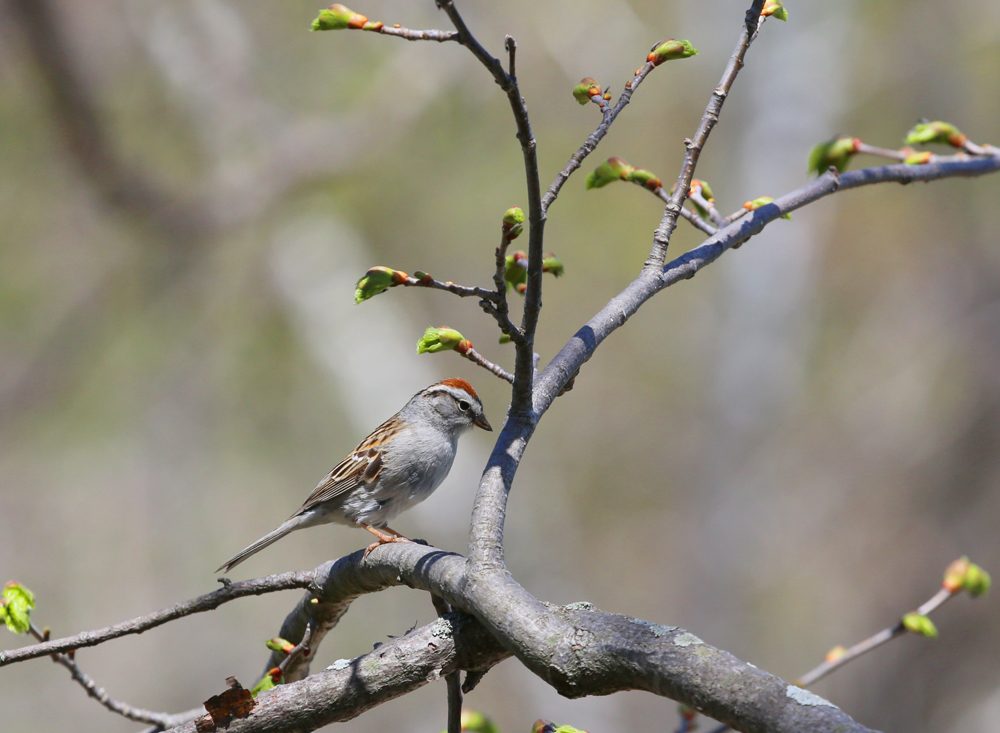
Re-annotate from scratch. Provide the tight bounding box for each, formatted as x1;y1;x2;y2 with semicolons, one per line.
824;645;847;663
743;195;791;219
904;120;967;148
762;0;789;20
572;78;602;106
903;150;933;165
585;157;634;189
808;135;861;175
944;556;991;596
647;39;699;66
625;168;662;190
503;206;525;240
311;4;369;31
542;254;565;277
453;710;498;733
416;326;471;355
250;667;282;697
902;612;938;638
505;251;529;292
265;638;296;654
1;581;35;635
354;266;408;304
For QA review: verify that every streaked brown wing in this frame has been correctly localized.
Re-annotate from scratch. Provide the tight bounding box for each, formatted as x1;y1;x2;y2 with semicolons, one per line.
292;415;401;516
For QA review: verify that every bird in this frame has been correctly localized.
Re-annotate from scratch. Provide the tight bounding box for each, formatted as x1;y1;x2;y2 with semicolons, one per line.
216;378;491;573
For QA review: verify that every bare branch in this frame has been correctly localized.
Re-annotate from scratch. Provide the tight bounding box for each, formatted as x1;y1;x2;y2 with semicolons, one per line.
460;346;515;384
654;187;717;236
648;0;767;267
1;572;314;666
542;61;657;214
376;25;460;42
436;0;541;414
796;587;955;687
399;274;499;302
24;623;184;728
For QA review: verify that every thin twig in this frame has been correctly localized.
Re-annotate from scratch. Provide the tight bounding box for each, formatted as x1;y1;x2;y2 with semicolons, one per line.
277;619;315;678
1;571;314;666
854;142;909;161
688;187;725;226
654;186;717;235
461;346;514;384
796;587;955;687
436;0;541;414
376;25;460;43
430;595;463;733
542;62;656;214
647;1;767;268
488;228;524;342
26;623;180;727
400;274;499;301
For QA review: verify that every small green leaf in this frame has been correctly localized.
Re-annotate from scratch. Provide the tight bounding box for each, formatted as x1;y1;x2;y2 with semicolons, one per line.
904;120;967;148
311;4;368;31
743;196;790;219
902;612;938;638
624;168;662;190
808;135;860;176
647;39;698;66
585;157;634;189
963;563;991;597
542;254;565;277
265;638;295;654
762;0;788;20
572;78;601;106
1;582;35;635
503;207;525;227
416;326;469;354
250;668;281;698
355;266;405;304
504;251;528;293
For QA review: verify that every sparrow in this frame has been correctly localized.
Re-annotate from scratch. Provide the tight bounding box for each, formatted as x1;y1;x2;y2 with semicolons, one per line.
216;378;491;572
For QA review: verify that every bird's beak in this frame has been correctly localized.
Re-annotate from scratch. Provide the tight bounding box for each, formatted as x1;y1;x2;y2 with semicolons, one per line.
473;413;493;431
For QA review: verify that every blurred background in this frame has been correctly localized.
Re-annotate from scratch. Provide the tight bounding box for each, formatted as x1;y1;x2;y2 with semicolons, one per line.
1;0;999;731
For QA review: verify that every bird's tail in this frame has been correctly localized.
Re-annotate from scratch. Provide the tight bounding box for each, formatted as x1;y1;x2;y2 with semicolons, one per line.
215;515;313;574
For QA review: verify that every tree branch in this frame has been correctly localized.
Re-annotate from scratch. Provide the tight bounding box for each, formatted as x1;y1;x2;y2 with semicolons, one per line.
1;572;314;666
647;0;766;268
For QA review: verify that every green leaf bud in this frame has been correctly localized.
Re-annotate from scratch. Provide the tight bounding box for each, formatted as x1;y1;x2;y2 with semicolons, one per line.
412;270;433;283
808;135;861;176
903;150;933;165
904;120;967;148
503;206;525;227
354;266;407;304
572;78;602;106
542;254;565;277
963;563;991;597
647;39;698;66
250;668;282;698
498;333;512;344
625;168;662;190
416;326;467;354
311;4;369;31
762;0;788;20
902;612;938;638
585;156;634;189
458;710;499;733
1;582;35;635
362;20;383;31
504;251;528;291
266;638;296;654
743;196;791;219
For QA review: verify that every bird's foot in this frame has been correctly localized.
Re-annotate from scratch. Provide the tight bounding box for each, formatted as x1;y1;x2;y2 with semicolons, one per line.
363;535;415;559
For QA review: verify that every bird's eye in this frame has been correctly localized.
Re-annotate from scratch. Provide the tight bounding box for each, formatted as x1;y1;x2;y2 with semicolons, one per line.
458;400;471;412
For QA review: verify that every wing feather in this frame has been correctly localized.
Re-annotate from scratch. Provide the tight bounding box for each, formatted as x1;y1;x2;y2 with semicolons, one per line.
292;415;402;516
